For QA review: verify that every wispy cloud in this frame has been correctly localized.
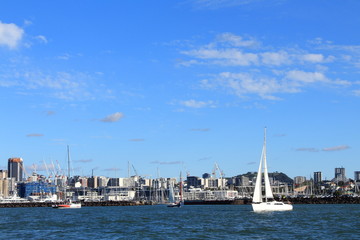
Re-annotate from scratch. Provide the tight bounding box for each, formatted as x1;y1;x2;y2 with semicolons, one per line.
100;112;124;123
26;133;44;137
150;161;183;165
177;33;357;100
45;110;55;116
104;167;122;171
198;156;212;161
35;35;48;44
0;21;24;49
273;133;286;137
296;147;319;152
75;159;93;163
190;128;210;132
0;69;98;100
129;138;145;142
322;145;350;152
353;89;360;97
191;0;262;9
180;99;215;108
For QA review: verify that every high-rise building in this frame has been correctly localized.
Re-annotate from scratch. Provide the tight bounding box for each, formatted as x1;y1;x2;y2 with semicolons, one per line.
314;172;322;184
354;171;360;181
334;167;347;182
8;158;23;182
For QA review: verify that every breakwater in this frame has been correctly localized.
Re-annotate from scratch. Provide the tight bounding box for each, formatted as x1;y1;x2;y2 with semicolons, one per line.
0;200;152;208
184;199;251;205
2;196;360;208
284;196;360;204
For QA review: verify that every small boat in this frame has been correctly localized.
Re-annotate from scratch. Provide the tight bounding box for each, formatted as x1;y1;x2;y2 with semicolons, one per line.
251;128;293;212
52;200;81;209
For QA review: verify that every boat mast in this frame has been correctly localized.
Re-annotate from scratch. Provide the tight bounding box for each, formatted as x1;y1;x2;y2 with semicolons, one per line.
180;171;183;203
67;145;71;180
263;127;274;202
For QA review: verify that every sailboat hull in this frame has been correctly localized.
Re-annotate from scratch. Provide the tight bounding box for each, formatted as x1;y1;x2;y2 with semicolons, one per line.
167;202;181;208
252;201;293;212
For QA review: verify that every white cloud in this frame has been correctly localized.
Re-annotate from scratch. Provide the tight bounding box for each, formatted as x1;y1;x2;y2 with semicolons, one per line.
300;53;325;63
182;48;258;66
203;72;299;100
180;99;215;108
285;70;327;83
0;21;24;49
179;33;335;68
260;51;291;66
100;112;124;122
215;32;258;47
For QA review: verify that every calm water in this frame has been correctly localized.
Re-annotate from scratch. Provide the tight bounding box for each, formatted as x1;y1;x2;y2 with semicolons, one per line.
1;204;360;239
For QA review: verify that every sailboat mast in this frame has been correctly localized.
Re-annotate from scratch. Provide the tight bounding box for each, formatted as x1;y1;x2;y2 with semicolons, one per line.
180;171;183;202
263;127;274;201
67;145;71;180
264;128;267;202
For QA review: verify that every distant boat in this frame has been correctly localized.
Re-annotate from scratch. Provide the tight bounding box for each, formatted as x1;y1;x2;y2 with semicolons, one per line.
252;128;293;212
52;199;81;209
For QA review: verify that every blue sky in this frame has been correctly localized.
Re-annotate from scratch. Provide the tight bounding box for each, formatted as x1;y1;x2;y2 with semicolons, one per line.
0;0;359;180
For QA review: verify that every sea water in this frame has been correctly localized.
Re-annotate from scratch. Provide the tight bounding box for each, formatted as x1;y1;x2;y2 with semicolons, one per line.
1;204;360;239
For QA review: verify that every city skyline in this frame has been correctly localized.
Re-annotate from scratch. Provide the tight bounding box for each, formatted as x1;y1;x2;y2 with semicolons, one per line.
1;1;359;180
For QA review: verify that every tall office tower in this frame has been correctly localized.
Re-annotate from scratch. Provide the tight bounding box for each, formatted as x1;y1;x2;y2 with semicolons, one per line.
7;158;23;182
314;172;322;184
335;167;346;182
354;171;360;181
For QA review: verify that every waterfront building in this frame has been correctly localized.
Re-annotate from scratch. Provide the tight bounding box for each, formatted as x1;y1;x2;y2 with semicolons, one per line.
314;172;322;184
0;170;9;198
8;158;23;182
79;177;88;187
97;176;109;187
17;182;56;198
235;176;249;186
108;178;120;187
118;177;137;188
294;176;306;185
88;176;98;188
354;171;360;182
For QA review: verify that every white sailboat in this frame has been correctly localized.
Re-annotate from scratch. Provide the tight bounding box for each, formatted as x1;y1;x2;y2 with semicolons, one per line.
252;128;293;212
167;182;181;207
